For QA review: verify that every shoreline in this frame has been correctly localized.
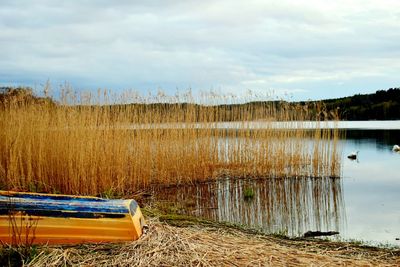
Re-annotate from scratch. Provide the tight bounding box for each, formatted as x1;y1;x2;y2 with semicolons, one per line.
3;207;398;267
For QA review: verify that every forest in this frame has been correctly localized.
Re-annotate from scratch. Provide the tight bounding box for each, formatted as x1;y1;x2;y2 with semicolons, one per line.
1;86;399;121
313;88;400;120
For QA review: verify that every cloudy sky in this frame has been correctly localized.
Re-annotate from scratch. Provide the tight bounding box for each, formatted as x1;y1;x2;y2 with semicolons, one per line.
1;0;400;101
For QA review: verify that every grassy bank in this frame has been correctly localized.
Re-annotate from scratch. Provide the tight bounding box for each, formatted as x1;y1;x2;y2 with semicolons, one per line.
2;212;398;267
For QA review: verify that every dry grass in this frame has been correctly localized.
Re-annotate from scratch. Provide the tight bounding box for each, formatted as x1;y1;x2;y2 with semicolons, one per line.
0;88;341;196
26;218;399;267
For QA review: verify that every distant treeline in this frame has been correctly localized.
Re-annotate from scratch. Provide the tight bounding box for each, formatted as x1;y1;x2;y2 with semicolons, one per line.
312;88;400;120
1;86;399;121
0;86;54;107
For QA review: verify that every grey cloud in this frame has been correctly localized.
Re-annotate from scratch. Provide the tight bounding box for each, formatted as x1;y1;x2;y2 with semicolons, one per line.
0;0;399;99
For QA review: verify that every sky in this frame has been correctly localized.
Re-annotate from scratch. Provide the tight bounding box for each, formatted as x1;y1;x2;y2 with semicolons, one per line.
1;0;400;101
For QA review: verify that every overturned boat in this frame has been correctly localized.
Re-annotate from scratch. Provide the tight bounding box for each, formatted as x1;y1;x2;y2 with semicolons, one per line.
0;191;146;245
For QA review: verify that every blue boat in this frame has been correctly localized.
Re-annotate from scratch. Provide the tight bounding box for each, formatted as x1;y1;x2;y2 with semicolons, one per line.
0;191;146;244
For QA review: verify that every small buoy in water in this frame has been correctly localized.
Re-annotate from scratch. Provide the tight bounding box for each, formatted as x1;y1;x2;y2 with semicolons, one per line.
393;145;400;152
347;151;359;160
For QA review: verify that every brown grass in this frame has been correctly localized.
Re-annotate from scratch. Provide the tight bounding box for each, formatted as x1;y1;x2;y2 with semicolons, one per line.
26;218;399;267
0;88;341;196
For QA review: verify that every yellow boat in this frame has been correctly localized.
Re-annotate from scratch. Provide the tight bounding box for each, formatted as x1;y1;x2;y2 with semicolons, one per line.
0;191;146;245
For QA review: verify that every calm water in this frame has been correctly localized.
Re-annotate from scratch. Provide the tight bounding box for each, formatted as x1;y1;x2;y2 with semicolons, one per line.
129;120;400;130
154;122;400;246
341;129;400;246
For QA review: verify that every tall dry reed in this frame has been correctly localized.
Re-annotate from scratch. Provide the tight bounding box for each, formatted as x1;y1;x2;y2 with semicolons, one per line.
0;87;341;196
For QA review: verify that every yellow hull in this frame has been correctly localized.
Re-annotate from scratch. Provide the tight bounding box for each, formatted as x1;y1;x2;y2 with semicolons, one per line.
0;191;145;245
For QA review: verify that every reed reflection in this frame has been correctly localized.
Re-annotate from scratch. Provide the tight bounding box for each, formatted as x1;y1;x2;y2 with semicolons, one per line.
156;177;345;237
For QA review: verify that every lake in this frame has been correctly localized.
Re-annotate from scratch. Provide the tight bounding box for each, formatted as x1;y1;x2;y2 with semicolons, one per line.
340;128;400;246
129;120;400;130
152;121;400;246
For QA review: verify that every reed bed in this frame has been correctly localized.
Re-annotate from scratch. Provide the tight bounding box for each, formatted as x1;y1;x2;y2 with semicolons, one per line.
26;218;399;267
0;88;341;196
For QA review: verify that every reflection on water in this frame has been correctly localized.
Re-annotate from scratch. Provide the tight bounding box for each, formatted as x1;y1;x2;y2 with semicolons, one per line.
156;177;344;237
345;129;400;151
153;125;400;246
341;129;400;246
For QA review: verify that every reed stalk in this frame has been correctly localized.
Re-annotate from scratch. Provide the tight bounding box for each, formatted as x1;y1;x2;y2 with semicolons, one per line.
0;88;341;196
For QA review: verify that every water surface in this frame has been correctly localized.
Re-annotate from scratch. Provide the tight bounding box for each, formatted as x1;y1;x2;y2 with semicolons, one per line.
130;120;400;130
340;129;400;245
153;122;400;246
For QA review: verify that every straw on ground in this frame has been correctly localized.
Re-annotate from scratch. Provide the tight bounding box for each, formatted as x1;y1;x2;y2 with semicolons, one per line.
27;218;400;267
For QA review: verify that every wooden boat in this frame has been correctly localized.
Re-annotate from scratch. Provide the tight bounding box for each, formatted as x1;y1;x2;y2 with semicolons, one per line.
0;191;146;245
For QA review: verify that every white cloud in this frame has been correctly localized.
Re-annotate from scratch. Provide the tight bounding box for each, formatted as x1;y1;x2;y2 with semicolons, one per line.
0;0;399;99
